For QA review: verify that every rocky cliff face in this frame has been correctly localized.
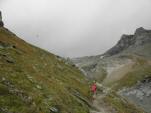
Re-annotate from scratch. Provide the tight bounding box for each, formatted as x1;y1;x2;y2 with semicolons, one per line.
104;34;134;56
104;27;151;56
0;11;4;27
134;27;151;46
119;77;151;113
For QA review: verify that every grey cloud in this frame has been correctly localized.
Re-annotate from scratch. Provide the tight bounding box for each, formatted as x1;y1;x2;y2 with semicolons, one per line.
1;0;151;57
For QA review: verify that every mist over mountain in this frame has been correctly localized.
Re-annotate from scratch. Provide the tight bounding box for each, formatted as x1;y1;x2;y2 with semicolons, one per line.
1;7;151;112
1;0;151;57
1;0;151;111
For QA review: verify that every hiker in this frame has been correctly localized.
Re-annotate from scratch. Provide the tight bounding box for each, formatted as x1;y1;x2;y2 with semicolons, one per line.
91;81;97;100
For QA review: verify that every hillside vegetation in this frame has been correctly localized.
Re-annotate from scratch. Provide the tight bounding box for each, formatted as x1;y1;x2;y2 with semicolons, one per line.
0;27;91;113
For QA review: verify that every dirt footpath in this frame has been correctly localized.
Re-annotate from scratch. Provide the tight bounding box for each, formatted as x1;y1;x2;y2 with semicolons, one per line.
90;83;117;113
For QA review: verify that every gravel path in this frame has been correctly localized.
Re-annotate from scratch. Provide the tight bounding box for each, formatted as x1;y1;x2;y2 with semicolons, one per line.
90;83;117;113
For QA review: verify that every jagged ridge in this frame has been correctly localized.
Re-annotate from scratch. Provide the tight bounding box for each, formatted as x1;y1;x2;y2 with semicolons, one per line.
104;27;151;56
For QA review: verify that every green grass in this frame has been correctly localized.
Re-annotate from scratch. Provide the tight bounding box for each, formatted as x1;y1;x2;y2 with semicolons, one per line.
103;92;145;113
93;67;107;82
112;57;151;90
0;27;91;113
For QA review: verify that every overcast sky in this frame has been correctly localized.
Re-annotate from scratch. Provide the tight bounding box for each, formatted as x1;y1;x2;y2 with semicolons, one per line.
0;0;151;57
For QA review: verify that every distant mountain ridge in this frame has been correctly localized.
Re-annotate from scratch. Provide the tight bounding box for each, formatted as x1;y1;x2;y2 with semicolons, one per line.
72;27;151;82
72;27;151;113
104;27;151;57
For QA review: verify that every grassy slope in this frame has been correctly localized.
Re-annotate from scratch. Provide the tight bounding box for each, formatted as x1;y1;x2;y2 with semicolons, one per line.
0;28;91;113
111;56;151;90
103;92;145;113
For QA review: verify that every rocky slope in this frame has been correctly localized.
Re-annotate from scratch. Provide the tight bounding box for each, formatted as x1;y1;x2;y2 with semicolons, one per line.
72;27;151;113
104;34;135;57
104;27;151;57
0;19;91;112
72;27;151;81
119;77;151;113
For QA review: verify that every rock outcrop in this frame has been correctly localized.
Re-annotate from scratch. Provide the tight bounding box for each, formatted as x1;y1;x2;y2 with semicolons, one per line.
104;27;151;56
120;77;151;113
105;34;134;56
134;27;151;46
135;27;151;36
0;11;4;27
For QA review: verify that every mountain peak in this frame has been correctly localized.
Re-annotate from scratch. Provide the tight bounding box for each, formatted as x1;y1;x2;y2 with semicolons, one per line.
0;11;4;27
104;34;134;56
104;27;151;56
135;27;151;36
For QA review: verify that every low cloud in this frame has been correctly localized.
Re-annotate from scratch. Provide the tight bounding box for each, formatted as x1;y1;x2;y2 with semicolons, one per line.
1;0;151;57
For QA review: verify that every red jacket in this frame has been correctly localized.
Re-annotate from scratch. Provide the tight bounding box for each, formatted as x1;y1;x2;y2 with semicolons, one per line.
91;84;97;93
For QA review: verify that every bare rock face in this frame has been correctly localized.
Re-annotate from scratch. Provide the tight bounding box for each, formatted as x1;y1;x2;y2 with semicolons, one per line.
134;27;151;46
105;34;134;56
120;77;151;113
0;11;4;27
135;27;151;36
104;27;151;56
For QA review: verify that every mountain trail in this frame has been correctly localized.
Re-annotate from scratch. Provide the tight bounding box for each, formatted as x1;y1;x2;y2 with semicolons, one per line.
90;83;117;113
